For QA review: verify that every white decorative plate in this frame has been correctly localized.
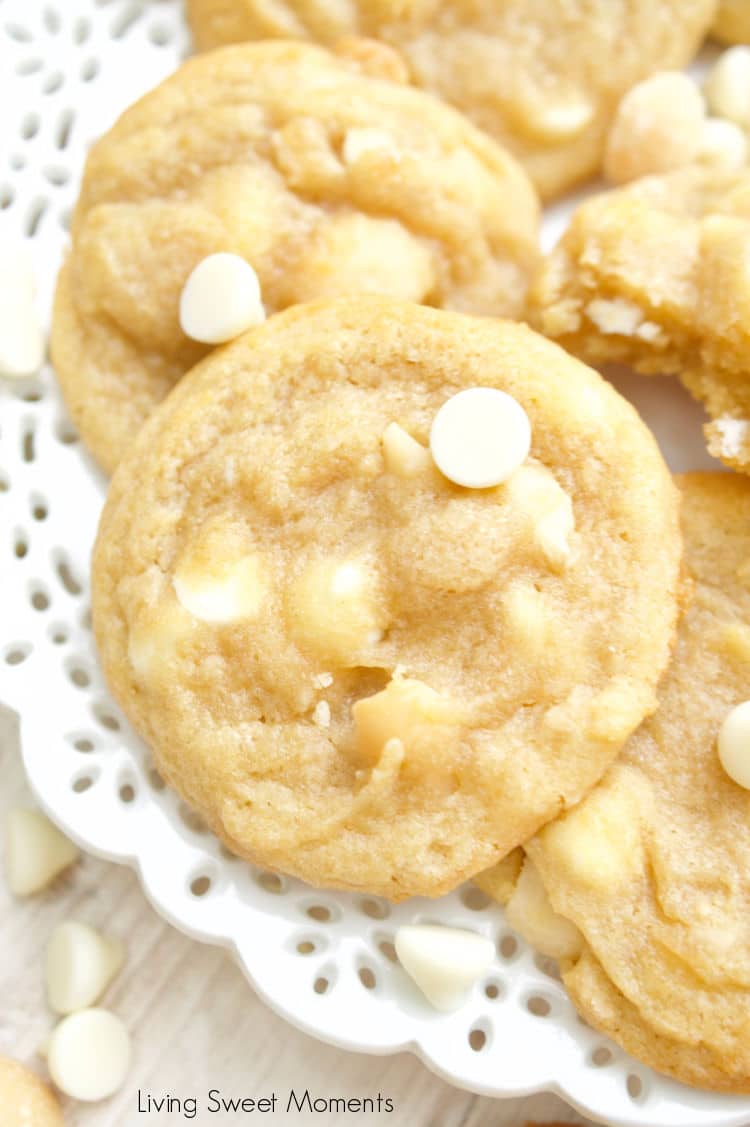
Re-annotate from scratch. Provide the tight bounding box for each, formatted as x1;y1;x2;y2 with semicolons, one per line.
1;4;749;1124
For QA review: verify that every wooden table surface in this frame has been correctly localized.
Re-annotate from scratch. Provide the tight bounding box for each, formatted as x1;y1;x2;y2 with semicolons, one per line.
0;703;589;1127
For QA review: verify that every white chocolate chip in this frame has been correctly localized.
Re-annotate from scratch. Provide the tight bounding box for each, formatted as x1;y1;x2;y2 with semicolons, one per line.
0;239;45;378
46;922;125;1015
604;71;706;184
429;388;531;489
287;558;387;663
179;253;265;344
312;671;333;689
714;417;750;459
395;925;494;1012
718;700;750;788
382;422;431;477
705;47;750;127
342;127;398;164
174;554;266;624
47;1009;131;1102
506;463;575;568
527;99;595;141
698;118;749;170
505;858;583;961
586;297;645;336
312;700;331;728
4;809;78;897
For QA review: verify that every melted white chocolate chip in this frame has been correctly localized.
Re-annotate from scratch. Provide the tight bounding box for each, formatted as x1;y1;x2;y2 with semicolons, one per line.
718;700;750;789
174;554;267;624
506;463;575;568
287;558;387;663
395;925;495;1012
505;858;583;961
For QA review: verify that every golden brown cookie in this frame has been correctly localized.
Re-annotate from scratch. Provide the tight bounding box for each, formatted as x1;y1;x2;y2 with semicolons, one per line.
50;39;539;475
527;167;750;472
514;474;750;1093
186;0;716;200
0;1057;65;1127
92;297;681;900
713;0;750;42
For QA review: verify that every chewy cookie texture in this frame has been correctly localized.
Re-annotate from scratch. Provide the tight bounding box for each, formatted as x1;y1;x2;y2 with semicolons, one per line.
50;38;539;475
92;298;681;900
186;0;715;200
527;166;750;472
501;475;750;1093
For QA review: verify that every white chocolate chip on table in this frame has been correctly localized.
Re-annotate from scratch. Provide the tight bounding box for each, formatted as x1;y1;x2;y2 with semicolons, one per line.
179;252;265;344
604;71;706;184
4;809;79;897
395;925;495;1012
429;388;531;489
0;238;45;378
46;921;125;1015
47;1008;131;1102
704;46;750;127
718;700;750;788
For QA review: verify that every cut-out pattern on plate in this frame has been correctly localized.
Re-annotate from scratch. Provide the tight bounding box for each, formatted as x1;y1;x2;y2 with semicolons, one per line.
0;6;748;1125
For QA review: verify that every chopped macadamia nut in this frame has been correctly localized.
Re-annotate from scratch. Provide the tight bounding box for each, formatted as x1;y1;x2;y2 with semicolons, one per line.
352;676;459;764
395;924;494;1011
179;253;265;344
705;46;750;127
46;921;125;1015
382;422;431;477
4;809;78;897
505;858;583;961
47;1009;131;1102
604;72;706;184
718;700;750;789
287;558;387;663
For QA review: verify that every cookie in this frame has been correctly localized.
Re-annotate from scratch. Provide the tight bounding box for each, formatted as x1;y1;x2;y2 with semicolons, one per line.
185;0;715;200
0;1057;65;1127
527;167;750;472
50;40;539;475
515;474;750;1092
713;1;750;43
92;296;681;900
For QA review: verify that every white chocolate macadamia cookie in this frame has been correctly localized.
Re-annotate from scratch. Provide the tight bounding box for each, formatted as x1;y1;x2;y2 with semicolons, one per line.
92;298;681;900
519;475;750;1093
0;1057;64;1127
51;40;539;474
186;0;715;200
527;167;750;472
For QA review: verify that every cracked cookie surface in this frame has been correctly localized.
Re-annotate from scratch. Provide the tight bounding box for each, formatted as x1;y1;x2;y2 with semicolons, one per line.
51;40;538;474
528;167;750;472
186;0;715;200
92;297;681;900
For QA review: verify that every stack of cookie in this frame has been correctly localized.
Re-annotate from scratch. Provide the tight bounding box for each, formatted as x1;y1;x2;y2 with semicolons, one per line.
49;0;750;1096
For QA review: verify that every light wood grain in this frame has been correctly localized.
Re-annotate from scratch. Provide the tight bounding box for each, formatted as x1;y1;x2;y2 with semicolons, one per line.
0;703;587;1126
